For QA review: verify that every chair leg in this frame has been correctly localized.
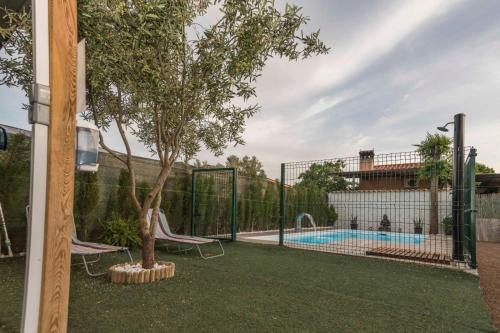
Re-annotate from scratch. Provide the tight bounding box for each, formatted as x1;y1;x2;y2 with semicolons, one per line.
164;242;193;254
196;240;224;260
81;250;132;277
125;249;133;262
81;255;107;277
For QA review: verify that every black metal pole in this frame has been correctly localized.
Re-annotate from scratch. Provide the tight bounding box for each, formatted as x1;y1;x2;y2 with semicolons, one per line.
452;113;465;261
279;163;285;246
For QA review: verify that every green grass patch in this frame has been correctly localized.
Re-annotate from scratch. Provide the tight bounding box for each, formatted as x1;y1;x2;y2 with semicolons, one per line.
0;242;495;332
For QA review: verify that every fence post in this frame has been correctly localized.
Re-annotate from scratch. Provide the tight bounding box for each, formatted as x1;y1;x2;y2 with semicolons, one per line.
190;170;196;236
468;148;477;268
231;168;238;241
452;113;465;261
279;163;285;246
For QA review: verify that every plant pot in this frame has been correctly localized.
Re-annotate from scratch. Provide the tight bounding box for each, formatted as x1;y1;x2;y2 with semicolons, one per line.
109;261;175;284
414;227;423;234
350;224;358;230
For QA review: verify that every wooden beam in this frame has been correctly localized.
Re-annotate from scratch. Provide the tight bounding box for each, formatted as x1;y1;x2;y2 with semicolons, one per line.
38;0;77;332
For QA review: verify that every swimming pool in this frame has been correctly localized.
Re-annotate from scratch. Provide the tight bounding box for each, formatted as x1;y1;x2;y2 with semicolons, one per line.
288;230;426;245
245;229;427;245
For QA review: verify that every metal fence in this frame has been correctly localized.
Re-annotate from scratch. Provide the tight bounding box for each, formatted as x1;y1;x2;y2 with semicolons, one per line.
464;148;477;268
278;150;461;266
191;168;237;241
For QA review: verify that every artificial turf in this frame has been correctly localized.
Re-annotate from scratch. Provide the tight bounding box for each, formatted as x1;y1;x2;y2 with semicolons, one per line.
0;242;495;332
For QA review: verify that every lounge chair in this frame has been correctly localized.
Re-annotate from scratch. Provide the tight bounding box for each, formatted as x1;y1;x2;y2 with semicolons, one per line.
71;234;133;277
26;206;133;276
147;209;224;259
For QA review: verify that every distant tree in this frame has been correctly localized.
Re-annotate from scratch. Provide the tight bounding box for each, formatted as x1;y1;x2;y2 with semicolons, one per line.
298;161;348;192
415;133;452;234
476;163;495;174
226;155;267;178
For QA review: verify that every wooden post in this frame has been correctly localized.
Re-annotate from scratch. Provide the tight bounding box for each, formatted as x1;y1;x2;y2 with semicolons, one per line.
38;0;77;332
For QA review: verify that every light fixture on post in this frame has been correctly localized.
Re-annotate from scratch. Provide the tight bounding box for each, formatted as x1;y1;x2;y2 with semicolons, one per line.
437;121;454;132
76;120;99;172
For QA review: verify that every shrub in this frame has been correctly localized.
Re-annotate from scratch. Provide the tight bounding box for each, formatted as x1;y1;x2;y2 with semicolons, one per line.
100;213;141;249
74;171;99;240
326;205;338;225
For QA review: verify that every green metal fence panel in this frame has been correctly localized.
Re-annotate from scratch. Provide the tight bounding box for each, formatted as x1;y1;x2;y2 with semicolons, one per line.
191;168;237;241
277;150;458;267
464;148;477;268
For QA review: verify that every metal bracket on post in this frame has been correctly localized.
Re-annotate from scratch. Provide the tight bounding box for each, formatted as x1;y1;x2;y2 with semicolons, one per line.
29;83;50;125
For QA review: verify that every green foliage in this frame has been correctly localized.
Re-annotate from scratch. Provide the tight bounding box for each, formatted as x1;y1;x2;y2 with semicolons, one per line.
137;181;152;206
226;155;267;178
0;7;32;102
0;134;30;228
100;213;141;248
476;163;495;174
415;133;452;182
74;172;99;240
105;187;119;220
2;1;328;265
116;169;136;219
77;0;328;162
325;205;338;225
298;161;349;192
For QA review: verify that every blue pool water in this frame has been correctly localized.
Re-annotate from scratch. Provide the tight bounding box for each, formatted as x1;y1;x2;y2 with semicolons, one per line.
288;230;426;245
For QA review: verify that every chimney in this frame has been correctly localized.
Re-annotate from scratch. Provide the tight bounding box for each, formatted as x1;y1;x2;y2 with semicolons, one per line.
359;150;374;171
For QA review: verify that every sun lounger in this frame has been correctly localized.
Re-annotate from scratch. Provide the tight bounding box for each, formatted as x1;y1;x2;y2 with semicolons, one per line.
147;209;224;259
26;206;133;276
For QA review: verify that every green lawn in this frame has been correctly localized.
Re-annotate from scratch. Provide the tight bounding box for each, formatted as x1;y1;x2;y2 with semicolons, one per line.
0;242;495;332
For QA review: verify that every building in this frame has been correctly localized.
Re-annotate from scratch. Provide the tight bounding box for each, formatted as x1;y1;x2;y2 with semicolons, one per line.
338;150;431;191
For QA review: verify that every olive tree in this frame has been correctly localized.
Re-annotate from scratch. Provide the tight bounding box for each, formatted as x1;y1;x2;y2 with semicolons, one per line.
78;0;329;268
1;2;328;268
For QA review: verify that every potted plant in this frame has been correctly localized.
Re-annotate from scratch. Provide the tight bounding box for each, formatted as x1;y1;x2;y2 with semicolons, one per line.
378;214;391;232
441;216;453;235
413;218;424;234
350;216;358;230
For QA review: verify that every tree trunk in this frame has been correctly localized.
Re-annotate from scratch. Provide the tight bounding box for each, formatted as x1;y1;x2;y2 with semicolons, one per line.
429;176;439;234
142;233;155;269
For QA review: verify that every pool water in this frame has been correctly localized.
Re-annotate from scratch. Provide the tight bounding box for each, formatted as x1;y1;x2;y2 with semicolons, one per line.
287;229;426;245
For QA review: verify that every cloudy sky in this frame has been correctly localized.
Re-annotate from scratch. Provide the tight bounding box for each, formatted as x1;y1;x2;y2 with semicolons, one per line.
1;0;500;178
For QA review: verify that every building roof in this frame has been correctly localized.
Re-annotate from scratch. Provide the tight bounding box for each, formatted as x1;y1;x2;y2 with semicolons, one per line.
373;162;421;171
336;162;422;178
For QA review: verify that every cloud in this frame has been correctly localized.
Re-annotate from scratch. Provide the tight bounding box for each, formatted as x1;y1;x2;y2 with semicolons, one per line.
2;0;500;178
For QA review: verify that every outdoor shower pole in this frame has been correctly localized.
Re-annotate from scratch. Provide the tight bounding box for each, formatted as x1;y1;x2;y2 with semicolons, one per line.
452;113;465;261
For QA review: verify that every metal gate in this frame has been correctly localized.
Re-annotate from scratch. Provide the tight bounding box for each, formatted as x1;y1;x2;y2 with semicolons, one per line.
464;148;477;268
191;168;237;241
